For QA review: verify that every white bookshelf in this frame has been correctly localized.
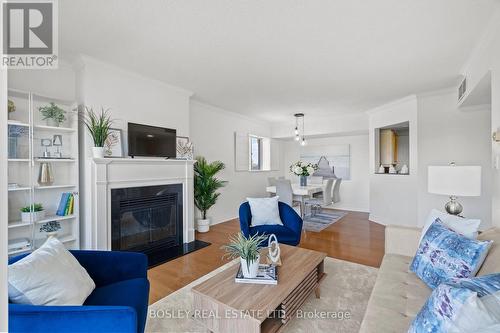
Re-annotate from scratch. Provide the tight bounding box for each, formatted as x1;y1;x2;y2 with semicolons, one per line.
7;89;80;256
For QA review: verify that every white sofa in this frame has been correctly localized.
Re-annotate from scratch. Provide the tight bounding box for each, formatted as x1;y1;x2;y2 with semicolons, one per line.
359;225;500;333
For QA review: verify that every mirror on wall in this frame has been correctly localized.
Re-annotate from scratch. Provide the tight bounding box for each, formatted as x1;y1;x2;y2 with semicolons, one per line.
374;121;410;175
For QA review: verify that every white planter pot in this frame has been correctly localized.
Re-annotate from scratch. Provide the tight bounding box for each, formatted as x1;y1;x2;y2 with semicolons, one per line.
92;147;105;159
45;232;58;239
241;254;260;278
21;210;45;223
47;118;60;127
197;218;210;233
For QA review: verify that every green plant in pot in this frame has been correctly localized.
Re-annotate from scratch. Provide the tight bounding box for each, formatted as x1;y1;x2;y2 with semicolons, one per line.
40;221;61;238
20;203;45;223
82;106;113;158
221;232;267;278
39;102;66;127
193;156;227;233
8;99;15;120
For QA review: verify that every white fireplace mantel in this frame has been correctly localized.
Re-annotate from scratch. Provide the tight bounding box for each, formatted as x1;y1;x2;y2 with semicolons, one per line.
89;157;196;250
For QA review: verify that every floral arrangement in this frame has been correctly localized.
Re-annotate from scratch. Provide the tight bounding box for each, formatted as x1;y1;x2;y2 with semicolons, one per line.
40;221;61;233
289;161;318;177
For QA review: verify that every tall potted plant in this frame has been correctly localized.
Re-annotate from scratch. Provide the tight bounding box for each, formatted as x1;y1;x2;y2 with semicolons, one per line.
221;232;268;278
82;106;113;158
194;156;227;232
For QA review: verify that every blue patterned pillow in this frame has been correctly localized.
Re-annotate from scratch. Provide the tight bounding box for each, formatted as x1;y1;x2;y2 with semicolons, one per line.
409;274;500;333
410;219;492;289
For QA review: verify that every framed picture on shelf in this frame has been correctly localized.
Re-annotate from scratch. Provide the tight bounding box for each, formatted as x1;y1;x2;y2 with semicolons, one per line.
176;136;194;160
104;128;124;158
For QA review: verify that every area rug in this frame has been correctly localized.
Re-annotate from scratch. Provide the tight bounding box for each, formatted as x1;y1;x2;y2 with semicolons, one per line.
303;211;347;232
146;256;378;333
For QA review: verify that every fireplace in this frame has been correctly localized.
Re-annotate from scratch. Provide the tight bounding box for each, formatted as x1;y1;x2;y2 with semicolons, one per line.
111;184;183;266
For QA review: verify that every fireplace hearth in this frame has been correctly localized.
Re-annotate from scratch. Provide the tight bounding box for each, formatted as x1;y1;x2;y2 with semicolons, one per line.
111;184;209;267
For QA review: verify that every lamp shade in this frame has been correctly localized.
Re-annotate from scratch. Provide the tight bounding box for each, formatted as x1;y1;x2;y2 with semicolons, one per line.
428;166;481;197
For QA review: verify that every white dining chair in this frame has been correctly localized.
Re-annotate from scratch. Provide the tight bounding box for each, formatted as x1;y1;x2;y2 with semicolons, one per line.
308;176;324;185
275;179;302;216
304;178;334;216
332;178;342;203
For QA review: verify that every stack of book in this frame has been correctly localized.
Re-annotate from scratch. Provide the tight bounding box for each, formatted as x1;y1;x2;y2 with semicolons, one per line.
235;264;278;285
56;193;75;216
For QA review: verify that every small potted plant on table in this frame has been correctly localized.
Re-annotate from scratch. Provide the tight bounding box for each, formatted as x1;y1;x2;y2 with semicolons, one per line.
194;156;227;232
20;203;45;222
40;221;61;238
39;102;66;127
82;106;113;158
221;232;268;278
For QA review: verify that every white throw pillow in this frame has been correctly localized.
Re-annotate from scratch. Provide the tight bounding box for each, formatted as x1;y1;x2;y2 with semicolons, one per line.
449;290;500;333
420;209;481;242
247;196;283;227
8;237;95;305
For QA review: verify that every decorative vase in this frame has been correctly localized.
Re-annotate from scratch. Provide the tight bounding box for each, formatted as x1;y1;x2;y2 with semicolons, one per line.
240;254;260;278
21;210;46;223
197;218;210;233
47;118;60;127
92;147;105;158
388;165;397;174
300;175;307;186
400;164;409;174
38;162;54;186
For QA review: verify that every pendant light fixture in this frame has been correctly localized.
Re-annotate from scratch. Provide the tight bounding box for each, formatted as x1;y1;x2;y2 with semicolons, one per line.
293;113;306;145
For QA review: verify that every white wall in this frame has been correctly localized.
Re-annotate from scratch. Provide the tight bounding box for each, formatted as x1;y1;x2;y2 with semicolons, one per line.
368;96;419;226
461;7;500;227
190;101;283;224
1;64;8;332
282;134;369;212
417;90;492;228
8;61;75;100
76;56;193;248
271;112;369;139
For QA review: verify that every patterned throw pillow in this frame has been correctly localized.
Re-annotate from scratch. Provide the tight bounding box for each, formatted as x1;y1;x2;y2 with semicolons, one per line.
408;274;500;333
410;219;492;289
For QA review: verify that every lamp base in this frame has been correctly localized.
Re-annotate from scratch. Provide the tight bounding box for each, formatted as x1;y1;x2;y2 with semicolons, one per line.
445;196;463;215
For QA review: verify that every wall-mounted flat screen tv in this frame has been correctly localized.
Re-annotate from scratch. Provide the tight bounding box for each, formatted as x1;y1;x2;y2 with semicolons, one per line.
128;122;176;158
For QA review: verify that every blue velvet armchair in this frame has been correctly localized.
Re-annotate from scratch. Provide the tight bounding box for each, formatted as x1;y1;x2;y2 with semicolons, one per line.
8;250;150;333
239;201;303;246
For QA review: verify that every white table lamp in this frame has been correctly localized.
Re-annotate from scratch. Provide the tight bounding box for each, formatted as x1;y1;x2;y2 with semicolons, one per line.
428;164;481;215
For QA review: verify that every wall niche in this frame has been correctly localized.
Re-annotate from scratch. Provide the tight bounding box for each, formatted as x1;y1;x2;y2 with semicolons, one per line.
374;121;410;175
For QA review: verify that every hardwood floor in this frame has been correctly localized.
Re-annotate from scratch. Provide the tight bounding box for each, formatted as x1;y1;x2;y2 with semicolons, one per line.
147;210;385;304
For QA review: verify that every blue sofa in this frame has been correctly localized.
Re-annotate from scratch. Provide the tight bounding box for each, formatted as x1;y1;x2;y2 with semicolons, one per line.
239;201;303;246
8;250;150;333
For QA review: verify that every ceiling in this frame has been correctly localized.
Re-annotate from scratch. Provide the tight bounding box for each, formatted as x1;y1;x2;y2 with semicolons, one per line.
60;0;498;123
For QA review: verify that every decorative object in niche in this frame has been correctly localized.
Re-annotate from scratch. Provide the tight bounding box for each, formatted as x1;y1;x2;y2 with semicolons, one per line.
38;162;54;186
376;122;410;174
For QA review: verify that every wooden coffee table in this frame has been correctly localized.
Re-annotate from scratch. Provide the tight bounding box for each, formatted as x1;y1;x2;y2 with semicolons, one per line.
192;245;327;333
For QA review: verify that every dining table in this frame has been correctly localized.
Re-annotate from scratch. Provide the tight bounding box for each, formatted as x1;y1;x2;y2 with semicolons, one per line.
265;183;323;218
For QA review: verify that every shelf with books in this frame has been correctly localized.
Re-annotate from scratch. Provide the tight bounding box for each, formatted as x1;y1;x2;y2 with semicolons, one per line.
7;89;80;255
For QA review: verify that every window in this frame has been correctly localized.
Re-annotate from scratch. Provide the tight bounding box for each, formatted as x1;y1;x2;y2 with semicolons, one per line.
248;135;272;171
250;136;262;171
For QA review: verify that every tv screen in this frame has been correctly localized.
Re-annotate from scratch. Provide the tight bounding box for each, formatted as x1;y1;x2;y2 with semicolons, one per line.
128;123;176;158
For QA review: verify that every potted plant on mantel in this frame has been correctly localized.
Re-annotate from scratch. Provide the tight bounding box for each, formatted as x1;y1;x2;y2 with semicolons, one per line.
39;102;66;127
82;106;113;158
20;203;45;223
193;156;227;233
221;232;268;278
